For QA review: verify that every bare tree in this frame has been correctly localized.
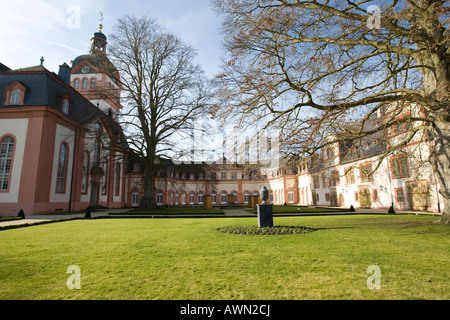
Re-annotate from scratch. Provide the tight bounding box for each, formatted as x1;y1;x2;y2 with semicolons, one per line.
212;0;450;223
108;16;211;209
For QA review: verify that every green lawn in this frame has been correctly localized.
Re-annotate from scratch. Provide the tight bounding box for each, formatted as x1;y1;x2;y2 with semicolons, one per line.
0;215;448;300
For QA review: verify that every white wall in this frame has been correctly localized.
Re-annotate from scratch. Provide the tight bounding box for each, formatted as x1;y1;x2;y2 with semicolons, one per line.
0;119;28;203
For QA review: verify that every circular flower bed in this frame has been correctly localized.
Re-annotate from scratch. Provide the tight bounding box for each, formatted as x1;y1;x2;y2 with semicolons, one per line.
217;225;317;235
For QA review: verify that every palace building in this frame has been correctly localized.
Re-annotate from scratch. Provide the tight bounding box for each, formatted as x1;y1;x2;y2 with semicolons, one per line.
0;25;444;215
0;26;127;215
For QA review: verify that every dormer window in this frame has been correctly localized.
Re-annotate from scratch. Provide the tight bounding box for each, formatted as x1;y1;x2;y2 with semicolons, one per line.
10;90;21;105
60;94;72;115
4;81;27;106
62;99;70;115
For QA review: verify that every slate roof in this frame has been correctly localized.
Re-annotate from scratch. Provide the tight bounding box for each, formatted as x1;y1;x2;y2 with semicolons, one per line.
0;62;10;72
0;65;104;124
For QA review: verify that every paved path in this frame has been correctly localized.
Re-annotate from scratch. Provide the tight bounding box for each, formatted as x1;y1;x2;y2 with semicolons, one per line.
0;207;441;229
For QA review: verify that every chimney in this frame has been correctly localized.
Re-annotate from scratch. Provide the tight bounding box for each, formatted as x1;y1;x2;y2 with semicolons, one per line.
58;63;72;86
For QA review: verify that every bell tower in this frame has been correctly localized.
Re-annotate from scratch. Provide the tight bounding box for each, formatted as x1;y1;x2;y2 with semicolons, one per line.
90;13;107;54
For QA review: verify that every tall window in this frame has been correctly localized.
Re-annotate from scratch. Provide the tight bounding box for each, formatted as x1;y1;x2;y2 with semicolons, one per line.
101;160;108;195
396;188;406;204
10;90;21;105
82;78;88;89
0;136;14;191
81;151;89;194
391;155;410;179
313;175;320;189
288;190;295;203
73;79;80;89
56;143;68;193
94;139;100;165
221;192;227;204
345;167;355;184
132;189;140;207
211;193;217;204
244;191;250;203
360;163;373;182
331;170;340;186
115;162;121;196
62;99;70;115
156;192;163;205
90;78;96;89
190;192;195;204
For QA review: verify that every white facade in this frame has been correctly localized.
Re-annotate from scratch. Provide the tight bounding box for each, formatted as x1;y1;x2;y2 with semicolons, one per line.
0;119;28;204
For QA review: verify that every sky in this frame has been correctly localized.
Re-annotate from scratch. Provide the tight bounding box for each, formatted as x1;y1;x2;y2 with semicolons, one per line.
0;0;224;78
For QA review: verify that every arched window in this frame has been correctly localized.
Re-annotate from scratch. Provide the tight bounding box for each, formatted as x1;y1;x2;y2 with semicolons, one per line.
114;162;121;196
244;191;250;204
220;192;227;204
73;79;80;89
288;189;295;204
81;151;89;194
90;78;96;89
62;99;70;115
211;192;217;204
132;189;140;207
56;143;68;193
10;90;21;105
5;82;26;106
156;192;163;206
190;192;195;205
94;139;100;165
94;122;102;136
93;123;102;165
101;159;108;195
198;193;204;205
81;78;88;89
0;136;14;191
269;190;274;203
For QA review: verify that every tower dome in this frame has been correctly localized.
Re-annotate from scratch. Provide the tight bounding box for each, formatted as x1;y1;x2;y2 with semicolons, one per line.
70;20;122;114
90;23;108;54
71;23;118;79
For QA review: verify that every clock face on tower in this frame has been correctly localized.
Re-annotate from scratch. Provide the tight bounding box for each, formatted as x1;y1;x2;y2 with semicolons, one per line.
81;66;90;74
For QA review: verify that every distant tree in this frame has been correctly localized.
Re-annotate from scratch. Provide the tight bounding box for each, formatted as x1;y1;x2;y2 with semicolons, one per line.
212;0;450;223
109;16;211;209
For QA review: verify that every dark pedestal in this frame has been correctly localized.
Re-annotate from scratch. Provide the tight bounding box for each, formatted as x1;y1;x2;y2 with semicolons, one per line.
257;204;273;228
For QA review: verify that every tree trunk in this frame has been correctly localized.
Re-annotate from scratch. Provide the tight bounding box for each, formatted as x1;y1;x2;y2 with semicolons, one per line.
415;43;449;223
433;118;450;224
139;172;158;210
